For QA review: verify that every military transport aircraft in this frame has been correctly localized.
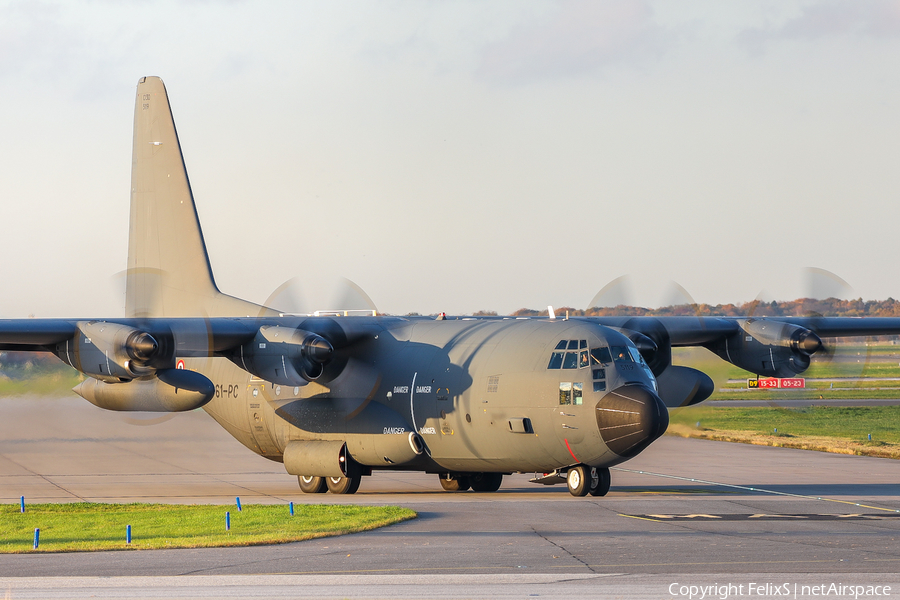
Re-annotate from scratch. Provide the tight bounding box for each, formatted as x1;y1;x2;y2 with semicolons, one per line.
2;76;899;497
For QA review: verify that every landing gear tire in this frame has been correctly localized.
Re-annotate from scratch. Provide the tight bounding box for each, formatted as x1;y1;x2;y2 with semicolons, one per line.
567;465;590;497
298;475;327;494
439;475;471;492
589;467;611;497
469;472;503;492
326;476;361;495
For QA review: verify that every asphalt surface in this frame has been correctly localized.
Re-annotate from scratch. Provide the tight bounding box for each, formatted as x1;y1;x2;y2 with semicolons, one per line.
2;396;899;599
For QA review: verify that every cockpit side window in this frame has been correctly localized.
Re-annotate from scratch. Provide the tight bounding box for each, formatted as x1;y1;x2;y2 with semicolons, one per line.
628;346;647;365
610;346;633;363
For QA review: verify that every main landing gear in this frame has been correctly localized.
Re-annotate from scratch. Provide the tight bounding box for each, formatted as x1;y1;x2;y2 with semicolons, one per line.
297;475;361;494
566;466;610;497
438;472;503;492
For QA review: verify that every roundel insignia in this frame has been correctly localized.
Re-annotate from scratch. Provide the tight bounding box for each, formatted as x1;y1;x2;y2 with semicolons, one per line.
176;359;185;370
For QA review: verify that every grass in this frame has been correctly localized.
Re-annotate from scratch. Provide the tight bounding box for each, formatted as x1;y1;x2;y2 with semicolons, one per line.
0;365;82;396
0;503;416;553
668;405;900;459
673;344;900;400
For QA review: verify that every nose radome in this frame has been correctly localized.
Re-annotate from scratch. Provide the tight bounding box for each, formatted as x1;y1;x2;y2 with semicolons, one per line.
595;384;669;458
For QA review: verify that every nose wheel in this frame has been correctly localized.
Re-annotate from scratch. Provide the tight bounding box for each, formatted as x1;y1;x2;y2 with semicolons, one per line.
566;466;611;497
589;467;610;496
566;465;590;496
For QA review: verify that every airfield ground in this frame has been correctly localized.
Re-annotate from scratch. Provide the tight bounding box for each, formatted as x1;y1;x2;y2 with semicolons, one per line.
1;395;898;599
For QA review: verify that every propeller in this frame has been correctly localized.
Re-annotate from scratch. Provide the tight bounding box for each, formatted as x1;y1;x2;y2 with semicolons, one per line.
587;275;634;312
798;266;870;384
260;276;378;316
742;267;871;405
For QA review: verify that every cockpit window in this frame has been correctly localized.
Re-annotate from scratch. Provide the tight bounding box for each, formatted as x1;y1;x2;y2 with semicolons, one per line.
590;347;611;365
610;346;632;363
628;346;646;365
547;352;564;369
548;341;605;370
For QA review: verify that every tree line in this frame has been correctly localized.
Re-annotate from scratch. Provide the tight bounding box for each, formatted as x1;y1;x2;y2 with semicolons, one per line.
484;297;900;318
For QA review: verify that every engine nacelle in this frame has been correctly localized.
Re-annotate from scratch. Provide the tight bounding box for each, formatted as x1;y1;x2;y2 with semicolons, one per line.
73;368;214;412
656;365;715;407
56;321;161;381
705;318;822;377
231;326;333;386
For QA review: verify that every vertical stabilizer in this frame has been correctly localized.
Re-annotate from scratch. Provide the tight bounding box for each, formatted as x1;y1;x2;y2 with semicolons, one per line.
126;76;273;318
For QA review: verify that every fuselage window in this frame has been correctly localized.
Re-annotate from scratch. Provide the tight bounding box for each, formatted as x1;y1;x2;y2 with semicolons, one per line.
559;382;572;405
562;352;579;369
593;381;607;393
590;347;612;365
573;382;583;405
547;352;564;369
593;368;605;380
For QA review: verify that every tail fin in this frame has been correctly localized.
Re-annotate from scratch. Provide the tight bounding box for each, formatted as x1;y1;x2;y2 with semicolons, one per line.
126;76;274;318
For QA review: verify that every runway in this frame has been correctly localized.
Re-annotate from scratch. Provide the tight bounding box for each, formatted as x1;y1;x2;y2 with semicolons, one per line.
2;395;899;598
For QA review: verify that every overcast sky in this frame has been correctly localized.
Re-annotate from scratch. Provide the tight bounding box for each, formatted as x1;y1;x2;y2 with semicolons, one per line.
1;1;898;317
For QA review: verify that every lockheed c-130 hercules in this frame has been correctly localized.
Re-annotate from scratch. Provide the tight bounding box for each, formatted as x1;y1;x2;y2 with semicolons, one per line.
3;76;899;497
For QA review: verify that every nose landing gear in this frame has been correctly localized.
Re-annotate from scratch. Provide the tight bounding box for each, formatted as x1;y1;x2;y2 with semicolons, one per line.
589;467;610;497
566;465;610;497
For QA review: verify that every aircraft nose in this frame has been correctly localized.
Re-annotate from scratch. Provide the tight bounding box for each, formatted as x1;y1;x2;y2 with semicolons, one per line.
595;384;669;458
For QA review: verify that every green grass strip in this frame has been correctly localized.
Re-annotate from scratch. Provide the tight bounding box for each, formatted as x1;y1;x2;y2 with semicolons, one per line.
670;405;900;442
0;503;416;553
668;405;900;458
